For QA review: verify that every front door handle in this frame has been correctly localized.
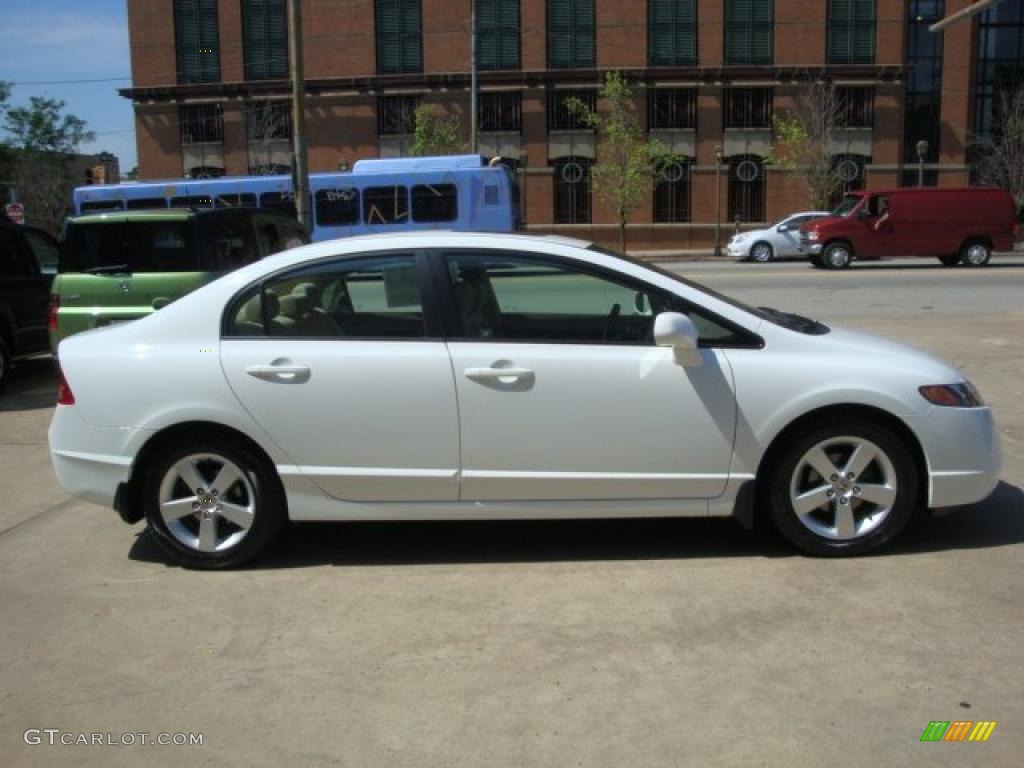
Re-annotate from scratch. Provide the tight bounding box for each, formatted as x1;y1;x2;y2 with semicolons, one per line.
246;362;311;383
464;366;534;382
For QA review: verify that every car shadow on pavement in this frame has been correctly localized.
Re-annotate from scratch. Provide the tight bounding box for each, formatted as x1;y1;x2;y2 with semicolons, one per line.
0;355;56;412
128;482;1023;569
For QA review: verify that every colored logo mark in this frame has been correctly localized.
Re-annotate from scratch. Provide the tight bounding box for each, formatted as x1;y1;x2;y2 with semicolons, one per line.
920;720;996;742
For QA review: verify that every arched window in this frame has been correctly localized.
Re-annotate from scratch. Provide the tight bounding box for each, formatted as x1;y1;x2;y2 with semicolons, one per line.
552;157;591;224
653;158;692;223
728;154;764;223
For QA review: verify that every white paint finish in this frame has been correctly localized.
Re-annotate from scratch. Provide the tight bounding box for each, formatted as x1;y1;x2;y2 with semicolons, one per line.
726;212;832;259
449;343;737;501
221;339;460;502
47;231;1003;525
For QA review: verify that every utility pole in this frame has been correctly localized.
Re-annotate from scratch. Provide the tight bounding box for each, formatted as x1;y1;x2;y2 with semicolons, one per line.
288;0;311;231
713;145;723;257
470;0;478;154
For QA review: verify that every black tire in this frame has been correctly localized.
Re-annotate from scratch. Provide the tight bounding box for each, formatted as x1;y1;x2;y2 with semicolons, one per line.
142;436;286;568
766;420;919;556
750;241;774;263
960;239;992;267
821;242;853;269
938;254;961;267
0;338;8;395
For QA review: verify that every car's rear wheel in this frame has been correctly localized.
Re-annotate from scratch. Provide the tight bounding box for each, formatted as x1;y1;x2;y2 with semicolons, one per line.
750;242;774;263
821;242;853;269
143;437;285;568
937;254;961;267
960;239;992;267
767;421;918;556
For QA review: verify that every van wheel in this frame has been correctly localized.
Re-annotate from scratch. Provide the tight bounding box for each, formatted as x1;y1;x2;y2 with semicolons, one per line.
961;240;991;267
821;242;853;270
937;254;961;267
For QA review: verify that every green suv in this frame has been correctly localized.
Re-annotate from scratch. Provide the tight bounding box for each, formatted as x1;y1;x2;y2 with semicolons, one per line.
50;208;309;349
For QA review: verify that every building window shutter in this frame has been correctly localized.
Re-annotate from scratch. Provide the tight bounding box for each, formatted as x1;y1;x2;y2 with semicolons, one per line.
829;0;875;64
726;0;773;65
243;0;288;81
478;0;520;70
175;0;221;84
649;0;696;66
376;0;423;74
548;0;595;69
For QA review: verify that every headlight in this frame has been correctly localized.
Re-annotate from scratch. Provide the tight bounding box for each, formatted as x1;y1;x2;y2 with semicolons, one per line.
731;235;746;243
919;382;986;408
805;230;820;241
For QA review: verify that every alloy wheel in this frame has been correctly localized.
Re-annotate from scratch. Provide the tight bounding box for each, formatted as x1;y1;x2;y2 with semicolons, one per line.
788;436;897;541
964;243;990;267
751;243;773;262
158;453;256;553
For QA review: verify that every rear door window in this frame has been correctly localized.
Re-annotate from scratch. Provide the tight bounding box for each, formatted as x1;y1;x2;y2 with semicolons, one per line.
64;221;199;273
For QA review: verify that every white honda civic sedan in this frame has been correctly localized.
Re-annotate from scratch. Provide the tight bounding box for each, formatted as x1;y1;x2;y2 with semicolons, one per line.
727;211;832;262
49;233;1000;568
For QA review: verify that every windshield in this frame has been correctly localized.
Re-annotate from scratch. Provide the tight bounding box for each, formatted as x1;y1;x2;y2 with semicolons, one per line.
831;195;862;217
588;245;830;335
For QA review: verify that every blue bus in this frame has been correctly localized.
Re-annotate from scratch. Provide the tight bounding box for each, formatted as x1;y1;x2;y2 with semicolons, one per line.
72;155;520;241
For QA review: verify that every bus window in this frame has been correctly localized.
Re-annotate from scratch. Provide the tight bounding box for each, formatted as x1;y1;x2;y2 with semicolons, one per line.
80;200;125;212
315;188;360;226
363;186;409;225
171;196;214;209
126;197;169;210
412;184;457;222
260;192;296;216
215;193;258;208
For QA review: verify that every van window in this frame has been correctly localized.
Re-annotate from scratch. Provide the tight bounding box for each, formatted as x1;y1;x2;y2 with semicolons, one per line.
64;221;199;273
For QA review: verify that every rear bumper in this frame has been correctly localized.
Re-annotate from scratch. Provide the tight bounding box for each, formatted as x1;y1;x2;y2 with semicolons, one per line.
48;405;146;510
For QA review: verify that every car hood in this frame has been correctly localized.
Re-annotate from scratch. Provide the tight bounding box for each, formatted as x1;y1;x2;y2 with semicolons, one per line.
812;323;961;383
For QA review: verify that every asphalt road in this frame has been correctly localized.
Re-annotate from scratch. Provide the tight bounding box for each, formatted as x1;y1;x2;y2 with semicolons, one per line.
1;259;1022;767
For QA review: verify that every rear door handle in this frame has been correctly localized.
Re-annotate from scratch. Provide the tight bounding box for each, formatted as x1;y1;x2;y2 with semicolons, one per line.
246;363;311;383
464;366;534;381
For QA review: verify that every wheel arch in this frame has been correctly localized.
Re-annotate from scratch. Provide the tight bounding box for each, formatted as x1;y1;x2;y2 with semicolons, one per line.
749;403;928;529
959;235;993;253
117;420;286;525
822;238;855;257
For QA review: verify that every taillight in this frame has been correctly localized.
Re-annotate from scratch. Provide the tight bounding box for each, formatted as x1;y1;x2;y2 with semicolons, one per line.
55;364;75;406
47;294;59;333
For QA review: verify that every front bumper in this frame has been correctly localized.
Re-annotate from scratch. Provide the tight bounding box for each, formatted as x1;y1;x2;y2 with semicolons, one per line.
800;242;823;254
727;242;748;259
907;405;1002;508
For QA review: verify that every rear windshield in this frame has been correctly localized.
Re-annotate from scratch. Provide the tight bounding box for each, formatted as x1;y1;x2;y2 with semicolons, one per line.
63;221;199;273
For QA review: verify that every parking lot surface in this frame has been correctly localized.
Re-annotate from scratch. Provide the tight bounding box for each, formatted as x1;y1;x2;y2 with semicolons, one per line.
2;258;1022;767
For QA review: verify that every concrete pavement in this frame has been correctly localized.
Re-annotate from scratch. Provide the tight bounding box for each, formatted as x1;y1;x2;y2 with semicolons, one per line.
1;263;1022;767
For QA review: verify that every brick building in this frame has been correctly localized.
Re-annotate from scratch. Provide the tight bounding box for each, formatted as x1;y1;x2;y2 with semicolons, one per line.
122;0;1024;249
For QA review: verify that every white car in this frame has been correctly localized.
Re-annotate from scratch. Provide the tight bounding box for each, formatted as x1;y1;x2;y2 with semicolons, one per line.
49;232;1000;568
728;211;833;262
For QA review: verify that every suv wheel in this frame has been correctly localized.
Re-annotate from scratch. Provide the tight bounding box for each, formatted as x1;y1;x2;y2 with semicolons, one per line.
143;437;286;569
960;240;992;267
767;421;918;556
821;242;853;269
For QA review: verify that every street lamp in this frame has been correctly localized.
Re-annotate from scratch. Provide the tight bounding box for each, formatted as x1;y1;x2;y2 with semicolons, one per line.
916;139;929;187
714;145;723;257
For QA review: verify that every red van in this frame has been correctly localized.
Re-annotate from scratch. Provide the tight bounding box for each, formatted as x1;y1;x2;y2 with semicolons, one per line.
800;187;1017;269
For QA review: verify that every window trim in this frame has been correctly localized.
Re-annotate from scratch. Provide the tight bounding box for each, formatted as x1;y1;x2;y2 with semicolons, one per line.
428;248;763;349
220;249;444;341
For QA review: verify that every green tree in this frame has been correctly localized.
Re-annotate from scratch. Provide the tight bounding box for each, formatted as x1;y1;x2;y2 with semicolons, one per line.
1;96;95;233
565;71;676;253
766;82;842;210
411;103;465;157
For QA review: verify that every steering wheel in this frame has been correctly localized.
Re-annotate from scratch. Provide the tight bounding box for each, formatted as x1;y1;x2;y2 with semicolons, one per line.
602;303;621;341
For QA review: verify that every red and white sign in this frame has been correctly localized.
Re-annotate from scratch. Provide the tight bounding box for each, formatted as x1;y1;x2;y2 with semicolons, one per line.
5;203;25;224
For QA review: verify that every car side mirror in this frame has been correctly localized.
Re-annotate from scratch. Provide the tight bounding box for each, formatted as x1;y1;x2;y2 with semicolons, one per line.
654;312;701;366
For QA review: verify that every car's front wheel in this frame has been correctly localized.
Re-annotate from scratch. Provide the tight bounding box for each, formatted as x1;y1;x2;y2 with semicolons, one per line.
143;437;285;568
767;421;918;556
750;241;774;263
